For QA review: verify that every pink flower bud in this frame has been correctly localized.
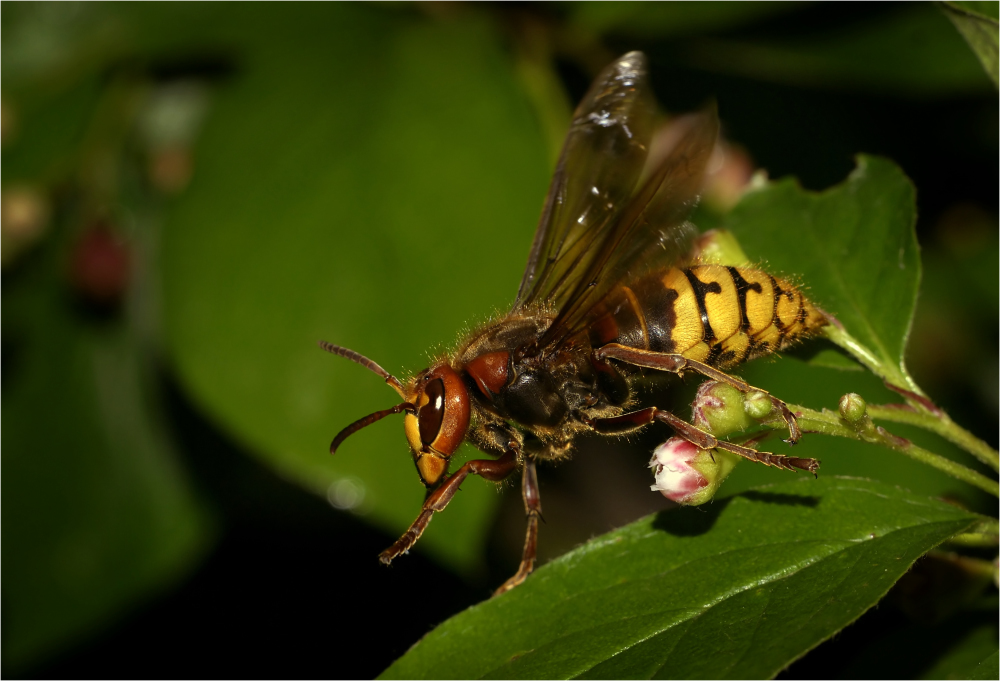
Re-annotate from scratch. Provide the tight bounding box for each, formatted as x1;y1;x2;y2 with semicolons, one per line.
649;437;738;506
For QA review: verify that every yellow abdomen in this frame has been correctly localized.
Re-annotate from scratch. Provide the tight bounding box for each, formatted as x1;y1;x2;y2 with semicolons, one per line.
590;264;827;369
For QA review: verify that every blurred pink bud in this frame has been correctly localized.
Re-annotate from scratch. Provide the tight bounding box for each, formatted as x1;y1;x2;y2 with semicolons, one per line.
69;224;130;307
704;142;755;211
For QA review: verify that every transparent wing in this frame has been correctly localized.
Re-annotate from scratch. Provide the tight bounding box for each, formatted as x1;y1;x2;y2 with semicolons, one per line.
537;104;720;351
514;51;656;311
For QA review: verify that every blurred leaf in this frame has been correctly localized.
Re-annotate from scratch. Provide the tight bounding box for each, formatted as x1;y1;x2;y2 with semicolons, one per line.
968;651;1000;680
949;1;1000;20
1;75;103;184
941;1;1000;87
728;156;920;389
2;259;207;670
908;210;998;420
381;477;977;679
0;2;121;89
684;4;991;95
568;1;799;37
161;5;549;572
921;618;999;679
834;595;998;678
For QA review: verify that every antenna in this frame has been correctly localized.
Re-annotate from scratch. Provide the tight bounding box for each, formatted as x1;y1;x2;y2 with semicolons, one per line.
318;340;407;399
329;402;414;454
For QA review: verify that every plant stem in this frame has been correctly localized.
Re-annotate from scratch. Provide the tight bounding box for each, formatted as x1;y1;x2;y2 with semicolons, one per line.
868;405;999;472
947;518;999;548
822;324;999;470
782;405;1000;497
947;533;999;548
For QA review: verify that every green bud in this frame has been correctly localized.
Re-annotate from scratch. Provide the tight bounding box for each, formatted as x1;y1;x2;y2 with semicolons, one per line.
744;390;773;420
838;392;880;441
838;393;868;423
692;381;754;437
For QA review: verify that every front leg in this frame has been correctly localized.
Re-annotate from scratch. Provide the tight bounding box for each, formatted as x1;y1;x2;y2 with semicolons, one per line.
380;444;520;565
594;343;802;443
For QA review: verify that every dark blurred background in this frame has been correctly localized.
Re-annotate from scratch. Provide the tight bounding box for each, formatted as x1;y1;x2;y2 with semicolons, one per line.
2;3;996;678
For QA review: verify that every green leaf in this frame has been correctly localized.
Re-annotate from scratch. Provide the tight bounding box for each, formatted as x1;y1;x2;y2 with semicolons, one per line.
1;75;103;184
941;1;1000;87
683;4;991;95
727;156;920;390
2;256;207;671
381;477;977;679
161;5;549;572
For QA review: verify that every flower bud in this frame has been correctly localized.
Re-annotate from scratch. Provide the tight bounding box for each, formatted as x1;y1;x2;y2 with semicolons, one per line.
838;392;880;441
838;392;867;423
649;437;738;506
692;381;754;437
743;390;773;420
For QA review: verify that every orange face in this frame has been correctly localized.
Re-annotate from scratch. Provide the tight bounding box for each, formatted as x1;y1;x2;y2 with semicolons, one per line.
403;363;471;487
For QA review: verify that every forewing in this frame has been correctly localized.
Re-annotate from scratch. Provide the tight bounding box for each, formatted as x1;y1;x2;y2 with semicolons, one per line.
538;104;720;349
514;52;656;310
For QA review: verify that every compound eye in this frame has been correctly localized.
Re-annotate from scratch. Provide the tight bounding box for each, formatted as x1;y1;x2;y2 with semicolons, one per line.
418;378;446;445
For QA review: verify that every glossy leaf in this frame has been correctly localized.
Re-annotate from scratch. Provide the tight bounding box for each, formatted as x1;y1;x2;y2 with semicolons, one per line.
726;155;919;386
381;477;977;679
161;6;549;571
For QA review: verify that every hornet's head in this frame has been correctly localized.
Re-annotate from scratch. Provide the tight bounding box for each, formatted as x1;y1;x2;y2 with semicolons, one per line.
401;363;470;486
320;342;470;488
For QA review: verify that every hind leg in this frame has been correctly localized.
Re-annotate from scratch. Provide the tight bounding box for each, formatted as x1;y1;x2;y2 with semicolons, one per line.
595;344;802;443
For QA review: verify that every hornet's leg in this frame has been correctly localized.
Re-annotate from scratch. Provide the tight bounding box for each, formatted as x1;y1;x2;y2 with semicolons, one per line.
494;456;542;596
581;407;818;474
594;344;802;444
380;444;520;565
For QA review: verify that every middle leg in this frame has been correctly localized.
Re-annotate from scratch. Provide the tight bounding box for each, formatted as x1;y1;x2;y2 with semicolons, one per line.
582;407;818;474
494;456;543;596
